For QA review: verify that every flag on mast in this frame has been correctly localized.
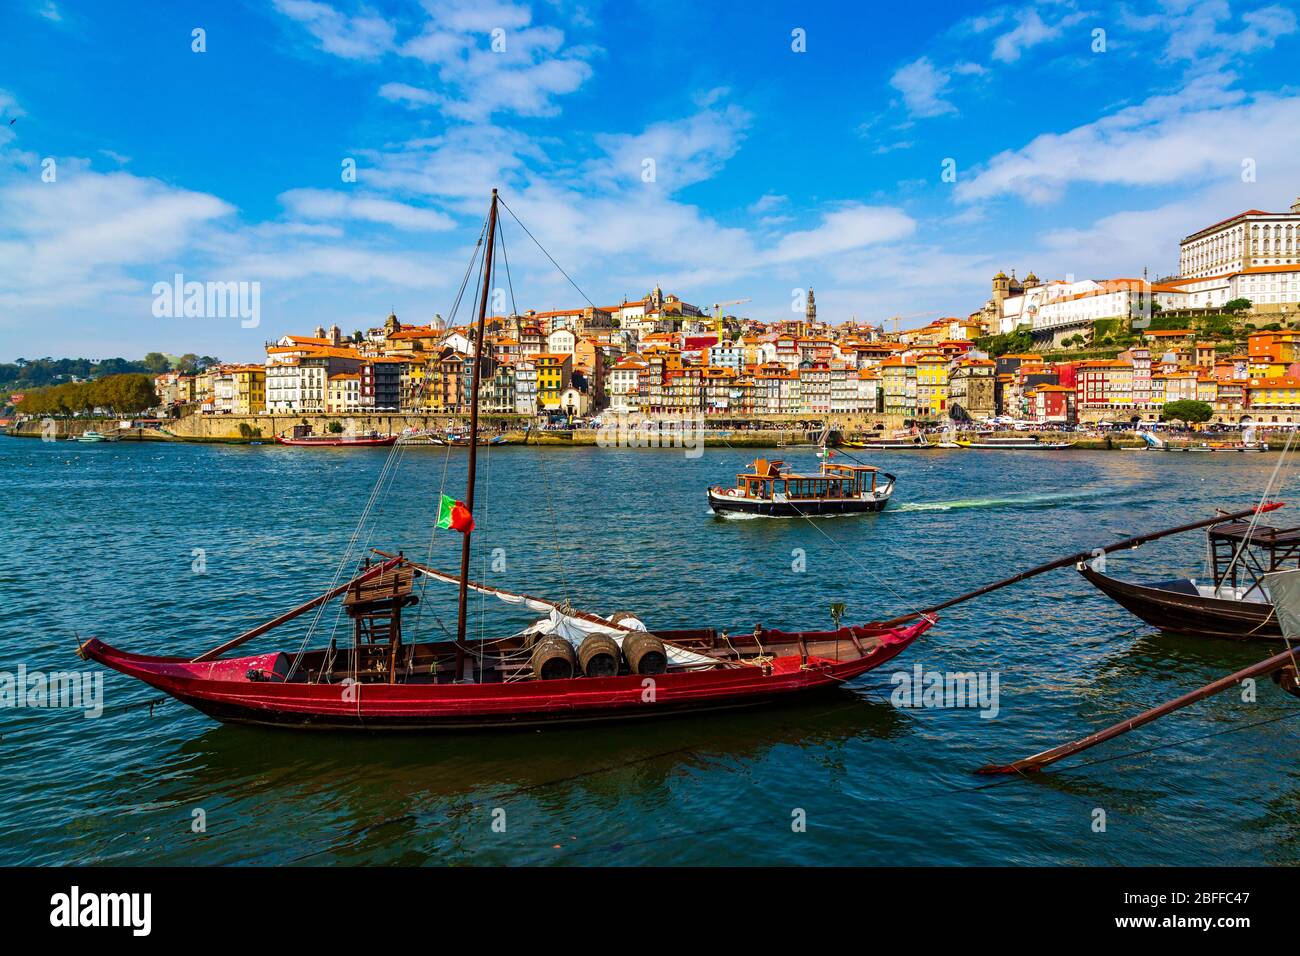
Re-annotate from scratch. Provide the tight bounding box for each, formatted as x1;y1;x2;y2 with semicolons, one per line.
436;494;474;533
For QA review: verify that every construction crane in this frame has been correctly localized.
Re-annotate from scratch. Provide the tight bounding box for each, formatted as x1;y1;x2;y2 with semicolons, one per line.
885;310;939;337
711;298;751;341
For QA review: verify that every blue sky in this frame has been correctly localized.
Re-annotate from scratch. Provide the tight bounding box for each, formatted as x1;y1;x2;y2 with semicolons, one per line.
0;0;1298;361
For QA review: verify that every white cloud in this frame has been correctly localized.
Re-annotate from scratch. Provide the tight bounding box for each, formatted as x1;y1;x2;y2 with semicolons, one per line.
890;57;956;118
279;188;457;231
1161;0;1297;62
992;9;1082;63
0;167;234;311
272;0;395;60
394;18;594;120
748;194;787;215
591;98;751;190
765;205;917;265
38;1;62;22
889;57;984;119
955;75;1300;204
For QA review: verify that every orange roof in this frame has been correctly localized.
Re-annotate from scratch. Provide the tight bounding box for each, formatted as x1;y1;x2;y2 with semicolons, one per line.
1248;377;1300;388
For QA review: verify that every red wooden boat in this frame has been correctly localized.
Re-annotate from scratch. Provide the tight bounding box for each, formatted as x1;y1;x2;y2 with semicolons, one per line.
79;189;935;732
77;577;932;730
275;432;397;447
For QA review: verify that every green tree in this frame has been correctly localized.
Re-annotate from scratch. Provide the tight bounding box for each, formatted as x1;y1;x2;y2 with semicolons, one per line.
142;352;171;374
1223;298;1251;313
1161;399;1213;426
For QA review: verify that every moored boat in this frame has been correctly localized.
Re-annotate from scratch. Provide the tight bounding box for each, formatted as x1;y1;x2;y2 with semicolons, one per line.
1076;515;1298;641
275;431;398;447
955;435;1074;449
78;563;931;731
708;456;895;517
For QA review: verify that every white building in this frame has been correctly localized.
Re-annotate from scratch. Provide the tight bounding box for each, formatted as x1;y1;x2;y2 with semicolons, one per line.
1179;198;1300;279
704;342;744;370
608;357;645;413
212;369;237;414
514;361;538;416
1155;264;1300;315
266;357;303;412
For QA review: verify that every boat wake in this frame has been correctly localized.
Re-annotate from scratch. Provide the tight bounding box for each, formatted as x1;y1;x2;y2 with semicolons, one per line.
895;487;1136;513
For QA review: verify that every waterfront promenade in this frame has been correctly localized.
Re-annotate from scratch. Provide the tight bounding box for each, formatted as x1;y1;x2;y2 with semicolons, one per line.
3;414;1285;450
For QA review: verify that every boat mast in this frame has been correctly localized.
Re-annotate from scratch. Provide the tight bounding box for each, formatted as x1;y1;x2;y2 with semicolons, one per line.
455;188;498;680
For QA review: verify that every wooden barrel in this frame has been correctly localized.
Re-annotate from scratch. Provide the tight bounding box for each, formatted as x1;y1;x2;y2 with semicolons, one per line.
578;634;620;677
622;631;667;676
531;636;576;681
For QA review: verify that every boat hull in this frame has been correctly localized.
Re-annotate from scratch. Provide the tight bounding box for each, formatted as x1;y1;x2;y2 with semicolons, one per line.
275;435;398;447
707;487;890;517
79;620;929;731
956;441;1075;449
1078;566;1280;641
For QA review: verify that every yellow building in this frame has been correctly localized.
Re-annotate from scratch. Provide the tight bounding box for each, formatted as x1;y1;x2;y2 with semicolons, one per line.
534;353;573;410
232;365;266;415
879;358;917;418
1246;376;1300;412
915;354;949;419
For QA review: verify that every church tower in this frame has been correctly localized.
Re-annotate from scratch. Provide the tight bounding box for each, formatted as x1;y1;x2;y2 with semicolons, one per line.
992;271;1010;304
806;286;817;325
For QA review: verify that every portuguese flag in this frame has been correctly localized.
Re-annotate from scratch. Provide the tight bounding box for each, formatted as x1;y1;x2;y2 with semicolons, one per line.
436;494;475;533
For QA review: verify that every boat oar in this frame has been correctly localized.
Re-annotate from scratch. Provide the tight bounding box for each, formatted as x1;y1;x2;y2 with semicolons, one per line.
976;640;1300;775
873;502;1284;629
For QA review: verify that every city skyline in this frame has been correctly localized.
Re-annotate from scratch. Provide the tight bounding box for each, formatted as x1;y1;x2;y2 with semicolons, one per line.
1;0;1298;361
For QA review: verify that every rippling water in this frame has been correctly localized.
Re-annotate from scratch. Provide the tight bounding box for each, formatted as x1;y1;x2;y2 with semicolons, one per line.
1;436;1297;865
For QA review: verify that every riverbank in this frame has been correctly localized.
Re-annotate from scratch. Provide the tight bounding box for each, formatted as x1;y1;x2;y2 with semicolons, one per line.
3;414;1285;450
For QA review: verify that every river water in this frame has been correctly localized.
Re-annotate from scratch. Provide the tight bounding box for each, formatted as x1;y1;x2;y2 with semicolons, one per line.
1;436;1295;865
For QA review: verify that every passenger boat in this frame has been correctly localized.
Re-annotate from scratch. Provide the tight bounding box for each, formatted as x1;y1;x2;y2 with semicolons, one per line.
1077;514;1298;641
955;435;1074;449
79;189;932;732
707;457;895;517
72;429;113;442
275;431;398;447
